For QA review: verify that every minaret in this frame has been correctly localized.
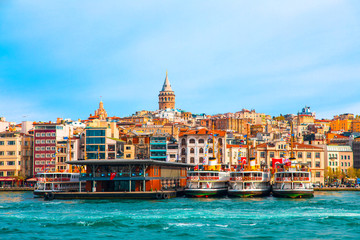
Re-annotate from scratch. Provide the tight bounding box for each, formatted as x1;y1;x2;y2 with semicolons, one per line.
158;71;175;110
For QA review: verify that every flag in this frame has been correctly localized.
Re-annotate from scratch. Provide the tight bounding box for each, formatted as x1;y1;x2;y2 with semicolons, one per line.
238;157;246;165
110;172;117;180
272;158;283;169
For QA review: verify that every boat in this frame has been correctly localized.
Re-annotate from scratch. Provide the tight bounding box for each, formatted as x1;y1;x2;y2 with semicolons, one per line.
228;127;271;198
184;157;229;198
272;162;314;198
228;168;271;198
33;172;85;197
271;121;314;198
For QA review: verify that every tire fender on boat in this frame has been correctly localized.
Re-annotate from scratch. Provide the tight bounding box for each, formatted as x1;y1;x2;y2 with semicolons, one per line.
163;193;170;199
155;193;163;199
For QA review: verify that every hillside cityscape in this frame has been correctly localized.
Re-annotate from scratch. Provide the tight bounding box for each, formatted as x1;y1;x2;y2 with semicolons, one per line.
1;72;359;187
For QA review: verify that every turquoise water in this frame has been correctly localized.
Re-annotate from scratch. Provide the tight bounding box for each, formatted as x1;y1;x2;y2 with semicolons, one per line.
1;192;360;240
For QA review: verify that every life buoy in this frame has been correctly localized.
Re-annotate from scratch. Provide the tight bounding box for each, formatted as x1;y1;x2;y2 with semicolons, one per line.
155;193;163;199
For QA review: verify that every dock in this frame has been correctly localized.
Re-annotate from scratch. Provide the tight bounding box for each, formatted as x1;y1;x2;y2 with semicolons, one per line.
314;187;360;191
50;190;179;200
0;187;34;191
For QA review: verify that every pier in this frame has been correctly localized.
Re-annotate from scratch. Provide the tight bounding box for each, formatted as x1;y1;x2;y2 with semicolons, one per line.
50;190;179;200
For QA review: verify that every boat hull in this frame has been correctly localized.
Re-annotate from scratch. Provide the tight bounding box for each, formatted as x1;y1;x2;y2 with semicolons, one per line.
272;189;314;198
228;189;271;198
184;188;227;198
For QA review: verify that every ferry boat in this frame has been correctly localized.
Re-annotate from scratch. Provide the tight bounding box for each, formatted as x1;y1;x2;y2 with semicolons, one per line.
271;122;314;198
228;167;271;198
272;161;314;198
184;157;230;198
33;172;85;197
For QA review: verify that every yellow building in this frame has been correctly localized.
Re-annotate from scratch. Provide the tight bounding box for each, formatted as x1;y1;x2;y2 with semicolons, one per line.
330;119;352;132
0;131;22;186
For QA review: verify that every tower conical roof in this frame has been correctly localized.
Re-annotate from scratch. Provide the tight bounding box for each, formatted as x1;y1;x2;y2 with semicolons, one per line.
161;71;173;91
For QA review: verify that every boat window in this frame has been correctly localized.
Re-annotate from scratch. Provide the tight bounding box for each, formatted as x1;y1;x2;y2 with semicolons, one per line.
244;173;251;177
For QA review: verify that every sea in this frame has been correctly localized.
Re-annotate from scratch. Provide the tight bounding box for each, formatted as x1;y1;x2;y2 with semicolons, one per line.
0;191;359;240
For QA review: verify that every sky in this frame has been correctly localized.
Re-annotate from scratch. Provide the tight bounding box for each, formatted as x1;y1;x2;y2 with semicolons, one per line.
1;0;360;123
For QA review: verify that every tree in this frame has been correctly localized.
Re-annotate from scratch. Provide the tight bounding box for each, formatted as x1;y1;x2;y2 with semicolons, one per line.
347;167;357;179
324;167;334;183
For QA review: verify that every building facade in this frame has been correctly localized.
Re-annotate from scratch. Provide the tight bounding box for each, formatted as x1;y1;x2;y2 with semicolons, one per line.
179;129;226;165
0;131;22;185
256;141;325;184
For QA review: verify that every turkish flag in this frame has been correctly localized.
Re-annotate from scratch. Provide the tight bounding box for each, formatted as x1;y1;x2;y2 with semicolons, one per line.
110;172;117;180
241;157;247;165
272;158;282;169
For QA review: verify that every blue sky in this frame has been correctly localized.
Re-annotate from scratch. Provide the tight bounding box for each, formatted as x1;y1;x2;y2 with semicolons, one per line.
1;0;360;122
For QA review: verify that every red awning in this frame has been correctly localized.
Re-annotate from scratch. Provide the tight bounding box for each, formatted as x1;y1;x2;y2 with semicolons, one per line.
26;178;38;182
0;177;16;181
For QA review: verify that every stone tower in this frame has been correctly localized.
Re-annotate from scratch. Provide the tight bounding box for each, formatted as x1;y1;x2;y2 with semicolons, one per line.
158;71;175;110
95;100;108;120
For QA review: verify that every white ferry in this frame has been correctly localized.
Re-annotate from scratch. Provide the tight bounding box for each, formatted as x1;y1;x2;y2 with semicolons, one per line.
34;172;85;197
228;169;271;198
185;157;230;198
272;162;314;198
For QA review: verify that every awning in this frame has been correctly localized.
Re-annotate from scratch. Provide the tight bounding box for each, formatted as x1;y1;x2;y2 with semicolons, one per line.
26;178;38;182
0;177;16;181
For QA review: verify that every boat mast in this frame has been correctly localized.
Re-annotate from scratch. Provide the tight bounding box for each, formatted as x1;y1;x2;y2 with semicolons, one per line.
246;124;250;170
212;122;215;159
290;120;294;159
68;131;72;173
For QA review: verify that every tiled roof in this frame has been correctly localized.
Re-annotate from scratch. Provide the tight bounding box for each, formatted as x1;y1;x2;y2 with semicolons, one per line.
179;128;226;137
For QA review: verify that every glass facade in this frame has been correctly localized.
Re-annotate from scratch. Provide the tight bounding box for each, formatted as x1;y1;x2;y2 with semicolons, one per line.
86;145;106;152
86;129;105;137
86;138;105;144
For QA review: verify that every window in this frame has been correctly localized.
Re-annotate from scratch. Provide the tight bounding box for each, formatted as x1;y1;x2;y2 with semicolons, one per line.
0;172;3;177
7;161;15;166
199;157;204;163
315;161;320;168
0;151;4;156
46;133;50;137
209;148;213;154
181;148;186;155
7;171;15;176
307;161;312;168
190;148;195;154
189;139;196;144
181;139;186;145
126;146;131;150
7;151;15;156
341;156;343;160
316;172;321;178
0;141;4;145
260;152;265;158
270;152;274;158
35;133;40;137
307;152;311;158
190;157;195;163
52;133;56;137
198;139;205;144
298;152;303;158
41;133;45;137
7;141;15;145
199;148;204;154
315;153;320;158
0;161;4;166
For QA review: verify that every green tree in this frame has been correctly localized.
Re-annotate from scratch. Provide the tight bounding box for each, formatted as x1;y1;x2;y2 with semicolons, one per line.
347;167;357;179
